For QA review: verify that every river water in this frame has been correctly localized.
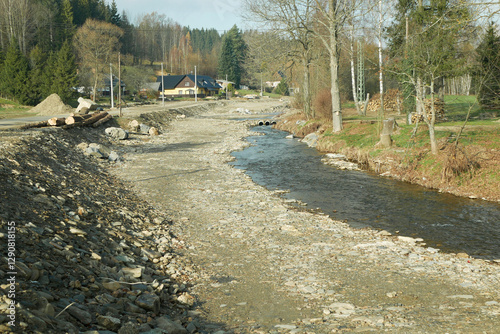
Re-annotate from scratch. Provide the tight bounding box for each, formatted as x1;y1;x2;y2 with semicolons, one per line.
230;125;500;260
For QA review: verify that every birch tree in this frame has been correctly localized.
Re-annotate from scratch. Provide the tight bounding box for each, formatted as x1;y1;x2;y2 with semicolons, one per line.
312;0;355;132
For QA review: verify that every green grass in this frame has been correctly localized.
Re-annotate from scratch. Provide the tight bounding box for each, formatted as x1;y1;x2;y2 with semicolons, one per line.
0;98;33;119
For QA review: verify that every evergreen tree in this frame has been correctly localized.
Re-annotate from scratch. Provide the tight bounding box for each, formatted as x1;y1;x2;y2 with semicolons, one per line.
0;41;30;104
50;40;79;103
275;79;289;96
476;23;500;108
109;0;121;26
60;0;76;42
218;25;247;87
26;46;48;105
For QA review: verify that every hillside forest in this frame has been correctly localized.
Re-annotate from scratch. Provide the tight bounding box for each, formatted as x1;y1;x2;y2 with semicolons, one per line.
0;0;499;128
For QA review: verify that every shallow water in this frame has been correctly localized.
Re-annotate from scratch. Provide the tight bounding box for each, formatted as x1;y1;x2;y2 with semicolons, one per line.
230;126;500;260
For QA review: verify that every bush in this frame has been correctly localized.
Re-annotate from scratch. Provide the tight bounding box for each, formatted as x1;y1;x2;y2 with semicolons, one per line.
313;88;332;121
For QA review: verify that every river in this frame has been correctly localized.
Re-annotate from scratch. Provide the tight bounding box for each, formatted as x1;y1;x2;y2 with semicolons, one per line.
230;125;500;261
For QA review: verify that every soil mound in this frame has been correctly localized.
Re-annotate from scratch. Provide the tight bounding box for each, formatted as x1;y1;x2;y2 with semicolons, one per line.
30;93;74;116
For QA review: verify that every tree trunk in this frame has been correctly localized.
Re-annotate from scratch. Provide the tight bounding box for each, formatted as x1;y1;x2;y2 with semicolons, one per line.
48;117;66;126
350;26;361;116
378;0;385;129
303;53;312;119
330;34;342;132
65;114;93;125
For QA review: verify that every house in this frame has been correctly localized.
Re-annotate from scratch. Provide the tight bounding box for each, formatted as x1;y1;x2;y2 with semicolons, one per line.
156;74;221;98
103;75;126;96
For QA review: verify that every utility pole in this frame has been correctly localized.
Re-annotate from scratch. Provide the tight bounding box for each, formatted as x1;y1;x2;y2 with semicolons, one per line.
110;63;114;109
118;52;122;117
195;65;198;102
161;63;165;106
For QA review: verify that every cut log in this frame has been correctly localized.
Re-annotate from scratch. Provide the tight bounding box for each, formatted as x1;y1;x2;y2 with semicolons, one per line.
92;114;113;128
19;120;49;129
62;112;110;130
65;114;93;125
48;117;66;126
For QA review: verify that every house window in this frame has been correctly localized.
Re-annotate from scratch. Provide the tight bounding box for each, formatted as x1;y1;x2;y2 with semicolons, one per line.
185;82;190;86
179;90;183;95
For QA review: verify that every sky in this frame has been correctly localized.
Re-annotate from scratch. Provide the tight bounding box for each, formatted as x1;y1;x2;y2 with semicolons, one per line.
113;0;247;32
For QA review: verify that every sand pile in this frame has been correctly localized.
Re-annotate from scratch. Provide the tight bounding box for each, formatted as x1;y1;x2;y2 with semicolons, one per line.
30;93;74;116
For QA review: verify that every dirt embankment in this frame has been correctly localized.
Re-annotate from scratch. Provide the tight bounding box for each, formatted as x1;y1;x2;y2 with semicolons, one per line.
0;116;207;333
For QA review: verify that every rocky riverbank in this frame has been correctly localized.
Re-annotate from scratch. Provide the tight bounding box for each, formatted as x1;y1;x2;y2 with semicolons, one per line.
1;99;499;333
112;100;500;333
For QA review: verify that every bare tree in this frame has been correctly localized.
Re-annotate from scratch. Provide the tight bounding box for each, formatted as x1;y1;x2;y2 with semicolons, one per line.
312;0;355;132
244;0;316;118
74;19;123;102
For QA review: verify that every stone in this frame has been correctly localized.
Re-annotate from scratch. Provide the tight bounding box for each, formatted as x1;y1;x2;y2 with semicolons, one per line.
102;281;122;291
129;120;140;131
135;293;160;313
142;248;162;260
177;293;195;307
301;132;319;148
156;316;187;334
87;143;112;159
105;127;129;140
67;304;92;325
121;267;143;279
108;151;120;162
149;127;160;136
97;315;121;332
118;322;140;334
77;142;89;152
76;97;97;113
140;124;151;134
69;227;87;236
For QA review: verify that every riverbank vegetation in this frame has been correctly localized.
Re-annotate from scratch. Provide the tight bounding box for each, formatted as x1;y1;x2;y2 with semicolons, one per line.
276;94;500;202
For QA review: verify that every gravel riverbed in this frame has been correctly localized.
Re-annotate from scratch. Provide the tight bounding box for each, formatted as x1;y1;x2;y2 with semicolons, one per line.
111;100;500;333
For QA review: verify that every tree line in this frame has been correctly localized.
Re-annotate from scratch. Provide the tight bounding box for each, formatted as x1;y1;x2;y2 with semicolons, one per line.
0;0;232;105
242;0;500;152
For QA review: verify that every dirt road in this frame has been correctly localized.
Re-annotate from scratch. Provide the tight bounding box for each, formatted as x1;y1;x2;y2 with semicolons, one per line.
112;99;500;333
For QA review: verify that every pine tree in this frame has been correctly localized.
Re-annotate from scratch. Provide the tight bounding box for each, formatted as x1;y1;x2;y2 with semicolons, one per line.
109;0;121;26
218;25;247;88
26;46;48;105
476;23;500;108
60;0;76;43
50;40;79;103
0;41;30;104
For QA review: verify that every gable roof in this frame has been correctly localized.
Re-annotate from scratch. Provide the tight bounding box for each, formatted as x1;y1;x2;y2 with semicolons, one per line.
156;75;222;91
156;75;185;90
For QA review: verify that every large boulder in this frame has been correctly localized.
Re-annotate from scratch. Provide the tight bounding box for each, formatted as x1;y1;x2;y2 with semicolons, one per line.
76;97;97;114
105;127;129;140
301;133;319;148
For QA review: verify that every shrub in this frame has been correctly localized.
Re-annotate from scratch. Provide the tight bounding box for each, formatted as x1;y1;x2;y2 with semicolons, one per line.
313;88;332;121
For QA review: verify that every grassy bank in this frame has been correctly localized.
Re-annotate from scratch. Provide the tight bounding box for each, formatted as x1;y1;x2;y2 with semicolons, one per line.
0;98;32;119
275;95;500;202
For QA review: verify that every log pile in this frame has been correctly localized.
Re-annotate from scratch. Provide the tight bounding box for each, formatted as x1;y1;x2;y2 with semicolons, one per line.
411;98;446;123
20;111;113;130
366;89;403;113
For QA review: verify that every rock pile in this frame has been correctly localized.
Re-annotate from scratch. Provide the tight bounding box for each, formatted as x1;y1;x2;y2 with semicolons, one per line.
0;128;199;333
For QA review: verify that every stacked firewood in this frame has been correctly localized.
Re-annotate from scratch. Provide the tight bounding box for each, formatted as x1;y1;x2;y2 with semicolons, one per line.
366;89;403;113
20;111;113;130
411;98;446;123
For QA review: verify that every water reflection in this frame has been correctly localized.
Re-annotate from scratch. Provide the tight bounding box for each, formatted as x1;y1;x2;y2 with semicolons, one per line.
230;126;500;260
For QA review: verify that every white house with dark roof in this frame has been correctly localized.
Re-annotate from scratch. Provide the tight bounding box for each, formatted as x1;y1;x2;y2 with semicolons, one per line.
156;74;222;98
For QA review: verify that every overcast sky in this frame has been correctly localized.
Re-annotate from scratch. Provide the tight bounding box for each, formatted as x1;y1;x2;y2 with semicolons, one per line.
113;0;247;32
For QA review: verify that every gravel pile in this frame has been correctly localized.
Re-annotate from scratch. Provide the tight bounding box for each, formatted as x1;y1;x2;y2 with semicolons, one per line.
0;127;201;333
30;94;74;116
